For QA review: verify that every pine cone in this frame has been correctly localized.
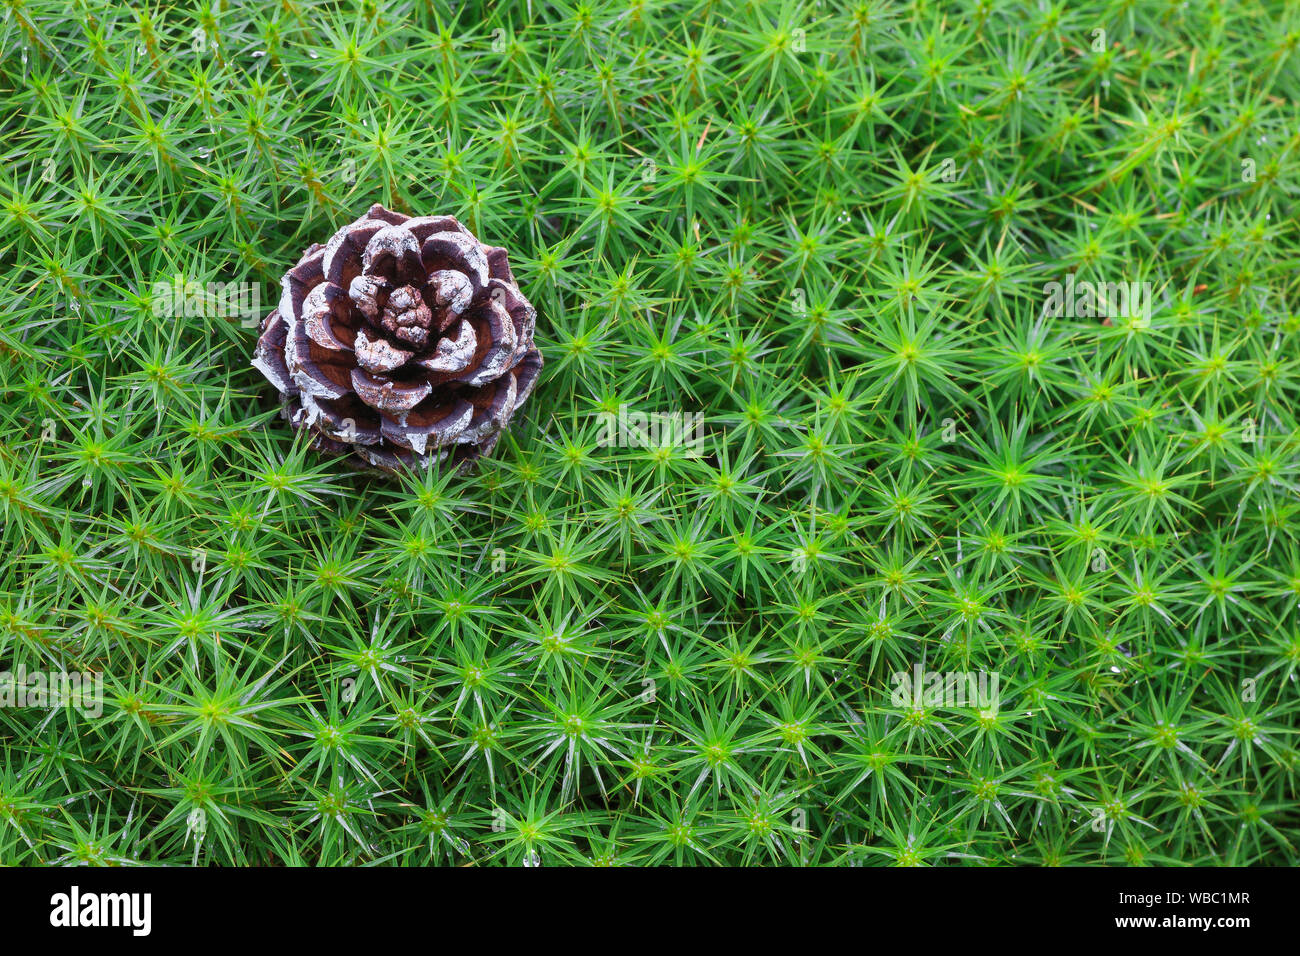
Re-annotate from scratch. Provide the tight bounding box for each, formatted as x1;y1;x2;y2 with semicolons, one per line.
252;204;542;472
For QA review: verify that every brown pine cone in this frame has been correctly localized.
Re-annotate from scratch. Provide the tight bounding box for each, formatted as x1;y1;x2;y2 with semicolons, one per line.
252;203;542;472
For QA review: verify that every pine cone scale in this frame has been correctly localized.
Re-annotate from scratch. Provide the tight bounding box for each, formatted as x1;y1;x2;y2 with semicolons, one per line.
278;250;325;326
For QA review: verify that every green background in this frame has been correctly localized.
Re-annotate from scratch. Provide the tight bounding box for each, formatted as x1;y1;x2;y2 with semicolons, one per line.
1;0;1298;864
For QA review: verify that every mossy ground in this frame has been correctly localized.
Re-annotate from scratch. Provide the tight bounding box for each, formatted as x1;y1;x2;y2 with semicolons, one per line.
1;0;1299;865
